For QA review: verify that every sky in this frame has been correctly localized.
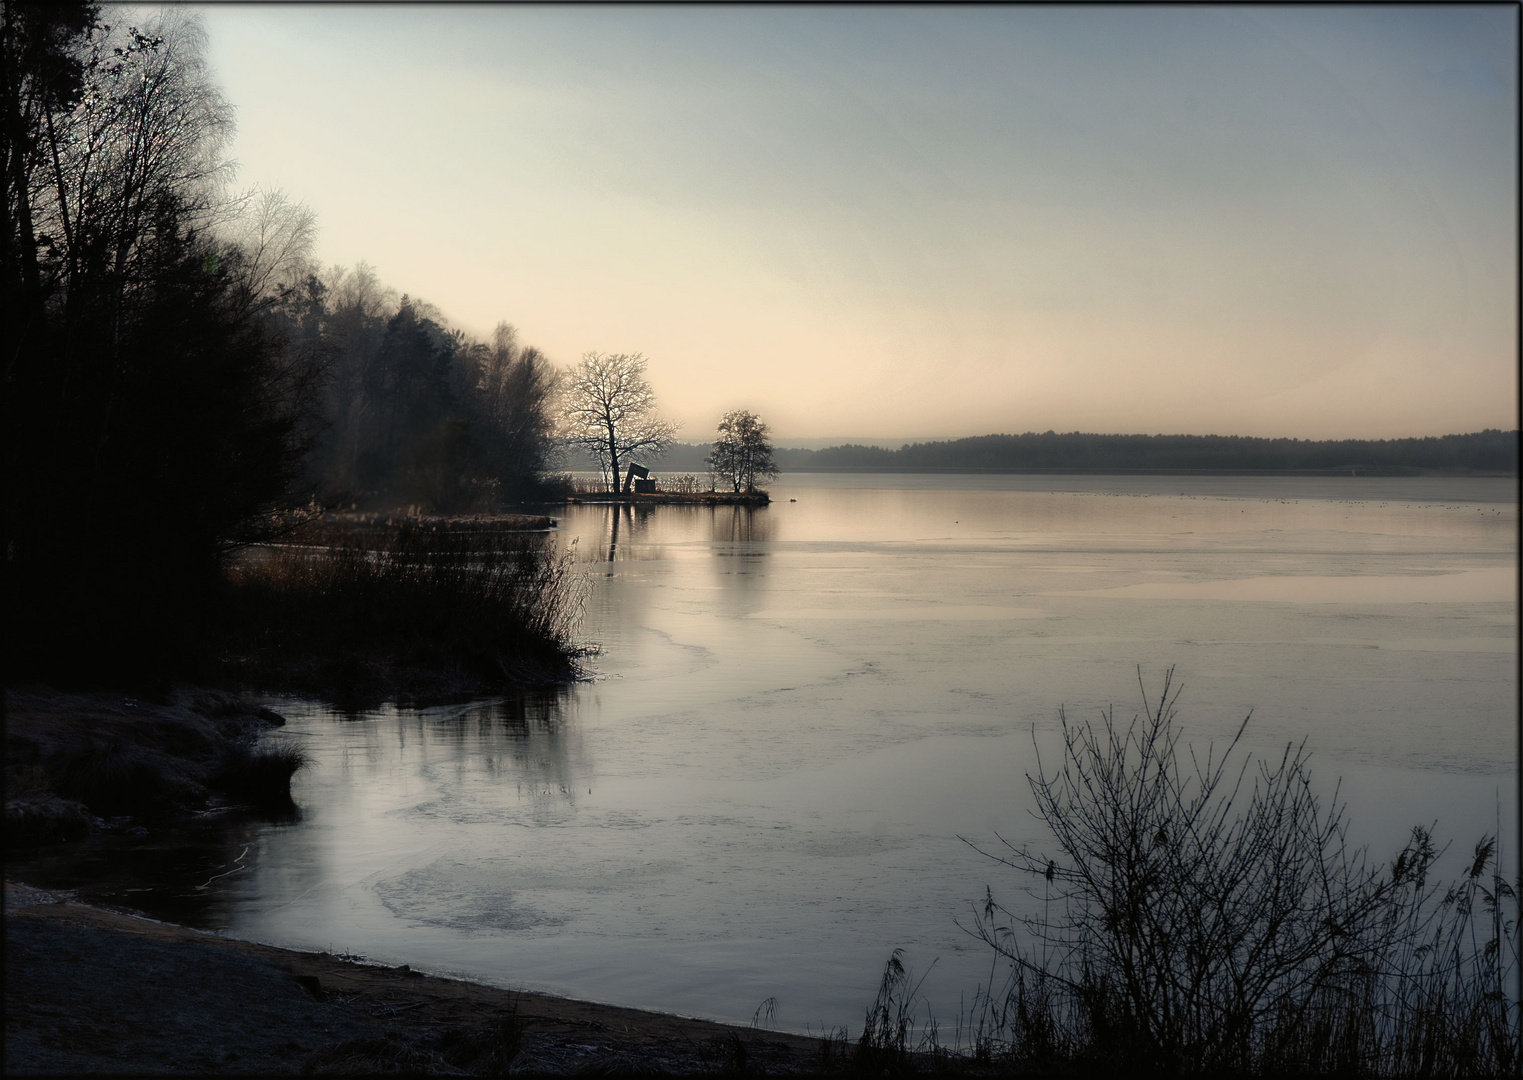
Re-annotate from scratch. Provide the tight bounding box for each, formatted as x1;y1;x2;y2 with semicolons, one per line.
186;4;1517;443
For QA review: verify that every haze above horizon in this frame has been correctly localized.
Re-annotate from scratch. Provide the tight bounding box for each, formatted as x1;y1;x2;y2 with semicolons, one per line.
195;5;1517;442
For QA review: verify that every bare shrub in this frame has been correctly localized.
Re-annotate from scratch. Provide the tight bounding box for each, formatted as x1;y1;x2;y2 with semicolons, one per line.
965;668;1520;1076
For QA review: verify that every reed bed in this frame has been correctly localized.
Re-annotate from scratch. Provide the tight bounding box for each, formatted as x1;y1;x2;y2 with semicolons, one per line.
213;519;588;699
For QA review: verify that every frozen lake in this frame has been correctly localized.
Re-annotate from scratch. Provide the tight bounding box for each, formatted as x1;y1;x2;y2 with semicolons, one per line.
74;474;1523;1033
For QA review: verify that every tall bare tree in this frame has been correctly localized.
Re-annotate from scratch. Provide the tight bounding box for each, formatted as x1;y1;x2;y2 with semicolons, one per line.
560;351;675;492
34;11;234;317
226;185;317;310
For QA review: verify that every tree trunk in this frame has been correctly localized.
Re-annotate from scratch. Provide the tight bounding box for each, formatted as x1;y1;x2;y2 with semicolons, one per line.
605;419;620;494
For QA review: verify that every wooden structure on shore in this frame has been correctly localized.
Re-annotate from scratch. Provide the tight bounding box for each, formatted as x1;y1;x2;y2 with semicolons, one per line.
622;463;656;494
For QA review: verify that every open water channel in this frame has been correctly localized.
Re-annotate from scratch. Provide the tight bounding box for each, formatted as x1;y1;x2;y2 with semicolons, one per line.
23;474;1522;1034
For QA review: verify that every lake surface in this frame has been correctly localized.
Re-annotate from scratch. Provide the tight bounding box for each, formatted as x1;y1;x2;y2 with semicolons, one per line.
29;474;1523;1034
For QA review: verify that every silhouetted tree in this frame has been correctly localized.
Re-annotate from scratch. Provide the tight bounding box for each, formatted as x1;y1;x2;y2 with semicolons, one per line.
226;185;317;310
468;322;559;500
1;1;97;326
2;9;321;684
308;261;394;499
279;264;562;509
560;351;676;492
707;409;777;493
374;295;455;486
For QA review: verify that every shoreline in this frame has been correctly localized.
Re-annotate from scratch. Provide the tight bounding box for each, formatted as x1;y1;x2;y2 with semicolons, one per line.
566;491;772;506
2;687;841;1075
3;881;831;1075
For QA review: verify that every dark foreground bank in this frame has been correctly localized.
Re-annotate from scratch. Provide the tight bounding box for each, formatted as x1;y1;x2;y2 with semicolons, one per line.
3;882;830;1076
4;689;305;847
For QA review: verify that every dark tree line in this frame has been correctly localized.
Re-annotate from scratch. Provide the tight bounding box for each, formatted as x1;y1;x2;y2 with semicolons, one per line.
2;4;315;683
280;265;559;511
2;6;559;686
775;430;1519;474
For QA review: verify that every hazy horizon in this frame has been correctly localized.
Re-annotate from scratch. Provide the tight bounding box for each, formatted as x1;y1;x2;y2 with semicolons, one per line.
192;4;1518;442
671;427;1518;451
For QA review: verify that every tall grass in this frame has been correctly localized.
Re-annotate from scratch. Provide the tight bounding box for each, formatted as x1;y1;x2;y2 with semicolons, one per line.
213;519;588;694
568;474;614;495
962;668;1520;1076
856;950;946;1074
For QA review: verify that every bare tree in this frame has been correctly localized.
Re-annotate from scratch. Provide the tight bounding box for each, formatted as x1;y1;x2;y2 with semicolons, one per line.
227;185;318;308
33;10;235;312
707;409;777;493
560;351;676;492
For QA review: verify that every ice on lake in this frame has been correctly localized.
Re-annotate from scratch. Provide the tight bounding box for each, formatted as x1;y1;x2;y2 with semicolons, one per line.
211;474;1517;1032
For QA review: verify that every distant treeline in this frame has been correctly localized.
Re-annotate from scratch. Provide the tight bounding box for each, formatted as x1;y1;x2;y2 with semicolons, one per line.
651;430;1516;475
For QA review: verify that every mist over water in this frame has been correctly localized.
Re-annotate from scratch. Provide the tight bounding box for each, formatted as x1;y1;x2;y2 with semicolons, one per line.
26;474;1517;1033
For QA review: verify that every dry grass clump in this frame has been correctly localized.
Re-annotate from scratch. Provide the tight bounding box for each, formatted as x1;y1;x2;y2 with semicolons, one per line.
3;791;94;845
432;1006;525;1074
212;741;310;809
299;1032;447;1075
855;950;948;1075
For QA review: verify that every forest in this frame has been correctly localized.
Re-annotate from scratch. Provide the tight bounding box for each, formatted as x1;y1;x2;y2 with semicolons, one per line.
763;429;1519;474
2;6;565;690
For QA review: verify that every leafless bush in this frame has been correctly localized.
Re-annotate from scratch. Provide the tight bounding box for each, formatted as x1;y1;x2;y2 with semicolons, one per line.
964;668;1519;1076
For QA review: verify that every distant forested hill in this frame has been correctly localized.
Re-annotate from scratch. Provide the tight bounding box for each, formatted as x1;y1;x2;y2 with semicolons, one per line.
633;430;1517;476
764;430;1518;475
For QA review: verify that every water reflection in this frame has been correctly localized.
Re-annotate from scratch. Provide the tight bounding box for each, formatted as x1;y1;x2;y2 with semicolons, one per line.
711;504;771;544
436;694;585;815
606;503;625;564
302;690;590;819
708;507;770;612
6;812;276;928
585;502;774;566
599;503;665;565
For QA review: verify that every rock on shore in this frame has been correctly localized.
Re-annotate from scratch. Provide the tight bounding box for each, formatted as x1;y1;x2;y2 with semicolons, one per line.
4;687;296;845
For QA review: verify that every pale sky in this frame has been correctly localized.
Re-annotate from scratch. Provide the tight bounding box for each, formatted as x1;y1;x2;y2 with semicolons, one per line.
190;4;1517;442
